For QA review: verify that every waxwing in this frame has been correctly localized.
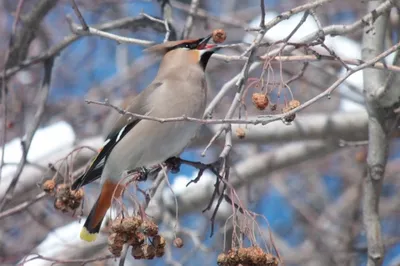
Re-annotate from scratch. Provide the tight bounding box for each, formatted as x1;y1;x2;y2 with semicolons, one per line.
72;34;219;242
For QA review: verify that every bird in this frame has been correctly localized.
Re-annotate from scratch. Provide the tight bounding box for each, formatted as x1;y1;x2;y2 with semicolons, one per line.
71;34;220;242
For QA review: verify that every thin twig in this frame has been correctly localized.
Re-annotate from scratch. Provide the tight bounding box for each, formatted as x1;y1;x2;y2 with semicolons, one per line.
70;0;89;30
20;254;114;265
0;58;54;211
2;14;168;80
0;0;26;185
0;192;47;220
67;17;154;46
181;0;200;39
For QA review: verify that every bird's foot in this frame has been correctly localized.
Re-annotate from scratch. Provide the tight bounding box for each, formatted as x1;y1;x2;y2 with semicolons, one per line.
164;156;181;173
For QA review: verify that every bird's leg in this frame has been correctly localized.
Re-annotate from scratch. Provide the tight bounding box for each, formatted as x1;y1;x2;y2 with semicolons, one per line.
164;156;181;173
126;166;149;182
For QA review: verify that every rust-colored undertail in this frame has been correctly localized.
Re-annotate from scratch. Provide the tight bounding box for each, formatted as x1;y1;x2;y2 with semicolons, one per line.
80;180;124;242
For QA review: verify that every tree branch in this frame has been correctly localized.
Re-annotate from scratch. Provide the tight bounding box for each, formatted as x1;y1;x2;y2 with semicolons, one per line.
0;58;54;211
361;1;393;265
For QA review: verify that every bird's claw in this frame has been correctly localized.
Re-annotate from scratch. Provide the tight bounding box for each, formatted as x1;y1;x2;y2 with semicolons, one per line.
165;157;181;173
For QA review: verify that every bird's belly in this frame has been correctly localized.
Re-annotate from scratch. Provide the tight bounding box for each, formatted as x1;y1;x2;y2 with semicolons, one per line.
104;121;201;182
137;122;200;166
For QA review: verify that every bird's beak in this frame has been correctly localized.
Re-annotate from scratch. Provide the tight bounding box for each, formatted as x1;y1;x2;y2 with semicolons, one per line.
197;34;213;50
198;34;222;54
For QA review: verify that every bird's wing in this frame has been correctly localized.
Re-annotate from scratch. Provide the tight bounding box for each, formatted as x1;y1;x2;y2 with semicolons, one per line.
71;82;162;190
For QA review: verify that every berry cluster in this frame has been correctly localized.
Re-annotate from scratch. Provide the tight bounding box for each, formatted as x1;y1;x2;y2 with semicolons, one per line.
250;91;301;123
42;180;83;212
108;217;166;259
217;246;279;266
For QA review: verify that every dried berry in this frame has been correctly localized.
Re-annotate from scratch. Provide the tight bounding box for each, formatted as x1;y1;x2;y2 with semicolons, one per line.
289;99;300;109
122;216;142;233
252;93;269;110
217;253;227;265
132;245;145;259
237;247;251;264
71;188;84;200
108;244;123;257
226;248;240;264
284;113;296;122
142;244;156;259
173;237;184;248
212;29;226;43
282;106;296;123
67;199;81;210
108;233;125;256
54;199;67;212
235;127;246;139
220;246;279;266
56;183;70;193
141;220;158;237
108;233;124;246
248;246;264;264
152;235;166;248
130;232;145;246
155;247;165;258
42;180;56;194
111;217;124;233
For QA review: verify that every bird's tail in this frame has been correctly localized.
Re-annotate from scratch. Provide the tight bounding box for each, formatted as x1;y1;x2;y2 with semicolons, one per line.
80;180;124;242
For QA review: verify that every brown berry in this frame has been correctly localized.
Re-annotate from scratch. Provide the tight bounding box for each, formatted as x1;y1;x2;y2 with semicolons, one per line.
248;246;264;264
173;237;184;248
217;253;227;265
71;188;84;200
142;244;156;259
132;245;145;259
54;199;67;212
212;29;226;43
108;244;123;257
252;93;269;110
226;248;240;264
130;232;145;246
141;220;158;237
122;216;142;233
56;184;71;198
282;106;296;123
108;233;125;256
42;180;56;194
111;218;124;233
152;235;166;248
155;247;165;258
67;199;81;210
289;99;300;109
108;233;125;248
235;127;246;139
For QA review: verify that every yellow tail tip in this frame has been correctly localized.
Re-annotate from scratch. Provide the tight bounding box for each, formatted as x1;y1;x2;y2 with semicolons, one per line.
80;227;98;242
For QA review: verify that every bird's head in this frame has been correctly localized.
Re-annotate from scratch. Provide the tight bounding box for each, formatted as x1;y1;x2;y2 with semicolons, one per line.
145;34;220;70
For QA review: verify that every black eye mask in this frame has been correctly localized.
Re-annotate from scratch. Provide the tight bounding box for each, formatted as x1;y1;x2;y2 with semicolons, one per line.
170;38;204;51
